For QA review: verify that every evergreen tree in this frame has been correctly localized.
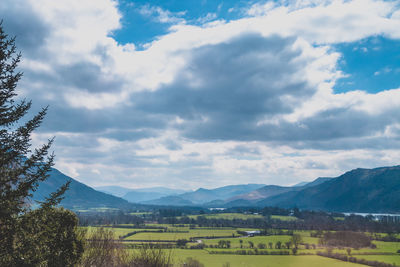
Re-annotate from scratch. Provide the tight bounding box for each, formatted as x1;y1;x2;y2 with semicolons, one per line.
0;21;83;266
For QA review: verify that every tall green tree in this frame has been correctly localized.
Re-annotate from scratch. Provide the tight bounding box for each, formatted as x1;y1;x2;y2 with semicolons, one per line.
290;233;303;249
0;22;83;266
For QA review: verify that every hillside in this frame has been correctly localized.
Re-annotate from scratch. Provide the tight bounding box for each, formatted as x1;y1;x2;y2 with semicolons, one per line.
228;185;294;201
158;184;266;205
143;195;194;206
225;177;332;204
95;185;135;197
122;187;187;203
256;166;400;212
32;168;131;210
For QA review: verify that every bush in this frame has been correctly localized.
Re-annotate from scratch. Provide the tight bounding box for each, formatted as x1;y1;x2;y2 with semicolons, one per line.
176;239;189;247
180;257;204;267
79;228;173;267
79;227;128;267
257;243;266;249
319;231;371;248
131;244;173;267
317;251;397;267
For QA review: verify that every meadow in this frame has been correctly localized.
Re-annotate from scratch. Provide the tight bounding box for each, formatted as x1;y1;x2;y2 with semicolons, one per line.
88;212;400;266
170;249;364;267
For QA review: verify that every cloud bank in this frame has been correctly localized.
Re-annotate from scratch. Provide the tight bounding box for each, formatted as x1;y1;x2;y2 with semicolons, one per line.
2;0;400;189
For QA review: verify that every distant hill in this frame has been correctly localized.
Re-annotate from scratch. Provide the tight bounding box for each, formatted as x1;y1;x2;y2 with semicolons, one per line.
122;187;187;203
95;185;135;197
33;166;400;213
143;184;265;206
255;166;400;212
96;186;187;203
225;177;332;204
227;185;294;202
169;184;266;205
144;178;341;207
143;195;194;206
32;168;130;210
293;181;308;187
302;177;332;188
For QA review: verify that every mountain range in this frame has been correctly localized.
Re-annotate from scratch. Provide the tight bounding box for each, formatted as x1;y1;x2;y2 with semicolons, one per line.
255;166;400;212
32;165;400;213
142;178;331;207
96;186;188;203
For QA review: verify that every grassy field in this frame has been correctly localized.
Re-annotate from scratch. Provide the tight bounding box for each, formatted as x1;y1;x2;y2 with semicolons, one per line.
353;255;400;265
170;249;364;267
270;215;298;221
201;235;319;248
185;213;264;220
85;226;164;239
83;213;400;266
124;228;241;241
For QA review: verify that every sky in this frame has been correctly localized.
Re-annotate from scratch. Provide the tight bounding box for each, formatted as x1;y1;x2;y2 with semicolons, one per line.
1;0;400;190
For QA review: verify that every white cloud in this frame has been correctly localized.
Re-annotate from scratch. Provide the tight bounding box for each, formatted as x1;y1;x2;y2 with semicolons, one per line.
3;0;400;188
139;5;186;24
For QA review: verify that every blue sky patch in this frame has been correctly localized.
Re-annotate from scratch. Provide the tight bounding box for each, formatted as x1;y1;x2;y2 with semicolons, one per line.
333;36;400;94
112;0;256;47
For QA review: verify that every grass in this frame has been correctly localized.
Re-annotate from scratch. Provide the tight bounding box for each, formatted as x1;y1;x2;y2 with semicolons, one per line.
185;213;264;220
124;228;240;241
353;255;400;265
201;235;319;248
84;226;163;239
74;207;120;212
84;220;400;266
270;215;298;221
170;249;364;267
129;212;152;216
351;241;400;254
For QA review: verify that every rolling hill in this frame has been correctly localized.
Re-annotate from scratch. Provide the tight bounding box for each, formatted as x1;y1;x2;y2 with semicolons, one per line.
96;186;187;203
142;195;194;206
255;166;400;212
145;184;266;205
122;187;187;203
32;168;131;210
219;177;332;206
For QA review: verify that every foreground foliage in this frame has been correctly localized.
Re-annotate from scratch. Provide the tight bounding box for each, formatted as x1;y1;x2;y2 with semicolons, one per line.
80;227;174;267
0;22;84;266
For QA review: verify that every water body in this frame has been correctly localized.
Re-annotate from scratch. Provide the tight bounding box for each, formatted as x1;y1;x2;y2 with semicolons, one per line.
343;212;400;217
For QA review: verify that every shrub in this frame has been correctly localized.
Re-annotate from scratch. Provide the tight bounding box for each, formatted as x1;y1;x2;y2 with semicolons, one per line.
319;231;371;248
257;243;266;249
131;244;173;267
176;239;188;247
79;227;128;267
79;228;173;267
180;257;204;267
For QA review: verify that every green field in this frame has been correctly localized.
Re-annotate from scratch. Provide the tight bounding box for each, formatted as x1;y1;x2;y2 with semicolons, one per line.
201;235;319;248
85;226;163;239
270;215;298;221
124;228;241;241
186;213;264;220
83;214;400;267
171;249;364;267
353;255;400;265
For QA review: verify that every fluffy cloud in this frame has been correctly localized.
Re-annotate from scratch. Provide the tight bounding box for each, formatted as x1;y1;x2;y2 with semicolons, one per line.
2;0;400;188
